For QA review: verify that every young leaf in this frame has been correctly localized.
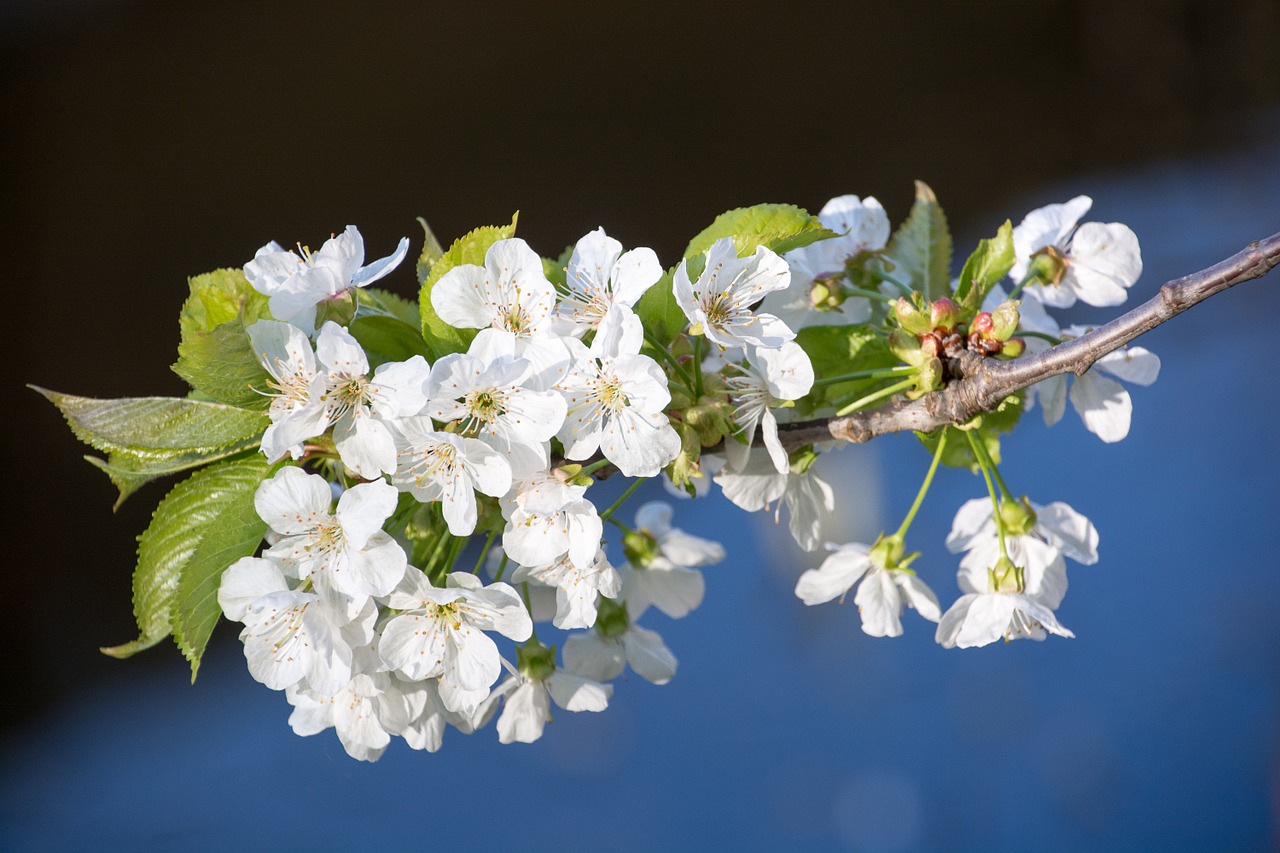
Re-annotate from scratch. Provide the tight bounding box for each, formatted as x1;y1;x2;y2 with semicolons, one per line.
358;287;421;328
884;181;953;301
85;440;264;509
633;267;687;347
415;217;446;284
171;457;272;679
956;220;1015;311
684;203;836;260
172;317;272;409
348;315;434;367
101;454;269;671
178;268;271;337
793;324;897;415
418;213;519;360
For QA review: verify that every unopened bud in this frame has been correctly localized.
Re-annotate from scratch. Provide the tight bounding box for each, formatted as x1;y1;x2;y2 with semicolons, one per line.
895;298;932;335
516;640;556;682
971;312;994;337
623;530;660;568
990;300;1020;341
999;338;1026;358
889;329;923;365
685;399;731;446
919;332;943;359
917;357;944;392
999;497;1038;537
930;298;961;331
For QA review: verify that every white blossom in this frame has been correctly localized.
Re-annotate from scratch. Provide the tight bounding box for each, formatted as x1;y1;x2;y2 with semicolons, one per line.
379;572;532;711
255;468;408;610
562;622;677;686
673;237;795;349
476;659;612;745
1010;195;1142;308
557;307;680;477
558;227;663;334
390;417;512;536
620;501;724;620
715;448;834;551
794;542;941;637
723;342;815;473
764;194;890;329
245;225;409;334
511;549;621;630
285;669;413;762
501;474;603;570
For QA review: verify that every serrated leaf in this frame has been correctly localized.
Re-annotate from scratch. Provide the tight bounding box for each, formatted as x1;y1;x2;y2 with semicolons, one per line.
884;181;953;301
684;203;836;260
348;315;434;367
172;317;272;409
33;388;268;457
178;268;270;337
85;440;263;509
101;455;268;672
415;217;446;284
418;214;519;360
633;267;686;347
956;220;1015;311
171;458;272;679
793;324;897;415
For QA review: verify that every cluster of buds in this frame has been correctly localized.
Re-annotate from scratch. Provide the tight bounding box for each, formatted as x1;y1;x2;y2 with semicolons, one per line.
891;296;1025;392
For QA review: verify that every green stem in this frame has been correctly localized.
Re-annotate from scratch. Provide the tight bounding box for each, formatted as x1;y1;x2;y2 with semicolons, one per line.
441;536;467;576
493;552;510;583
834;377;917;417
607;516;634;535
578;458;615;478
599;478;646;523
847;286;900;305
424;532;451;580
969;426;1015;501
812;365;918;387
644;330;698;393
894;429;947;540
966;430;1008;559
875;269;914;298
471;531;497;575
1007;270;1036;301
692;335;705;398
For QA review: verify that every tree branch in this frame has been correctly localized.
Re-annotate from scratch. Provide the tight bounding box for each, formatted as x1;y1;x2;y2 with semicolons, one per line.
778;232;1280;447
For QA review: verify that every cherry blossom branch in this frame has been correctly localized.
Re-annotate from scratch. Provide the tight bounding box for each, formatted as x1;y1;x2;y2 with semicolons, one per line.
778;231;1280;447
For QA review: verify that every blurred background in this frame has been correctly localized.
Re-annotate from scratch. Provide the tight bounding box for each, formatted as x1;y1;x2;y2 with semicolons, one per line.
5;1;1279;850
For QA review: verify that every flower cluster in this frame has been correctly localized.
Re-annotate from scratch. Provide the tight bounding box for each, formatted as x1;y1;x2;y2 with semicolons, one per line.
45;188;1161;760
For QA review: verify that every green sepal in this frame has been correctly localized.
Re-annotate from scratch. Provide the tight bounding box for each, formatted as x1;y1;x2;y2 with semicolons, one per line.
34;387;269;506
884;181;953;301
101;454;269;678
956;220;1015;312
418;213;519;361
792;324;897;415
683;203;836;260
634;266;687;347
169;455;273;679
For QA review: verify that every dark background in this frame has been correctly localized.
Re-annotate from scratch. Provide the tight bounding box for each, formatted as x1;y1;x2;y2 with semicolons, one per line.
5;2;1280;850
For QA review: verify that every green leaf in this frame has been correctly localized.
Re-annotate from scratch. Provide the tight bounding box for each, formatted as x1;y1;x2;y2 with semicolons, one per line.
793;324;897;415
34;388;268;505
418;213;519;360
684;203;836;260
101;455;269;675
33;388;268;456
172;317;272;409
884;181;953;301
633;267;687;347
956;220;1015;311
348;315;434;367
171;457;272;679
358;287;421;328
178;268;270;337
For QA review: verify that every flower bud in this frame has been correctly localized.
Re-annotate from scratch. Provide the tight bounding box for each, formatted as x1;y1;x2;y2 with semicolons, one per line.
999;338;1026;359
516;639;557;682
1028;245;1067;286
998;496;1038;537
917;356;944;393
919;332;943;359
987;556;1024;594
990;300;1020;341
623;529;660;568
315;289;358;328
930;298;961;331
895;298;933;335
686;398;732;446
971;312;994;338
889;329;923;365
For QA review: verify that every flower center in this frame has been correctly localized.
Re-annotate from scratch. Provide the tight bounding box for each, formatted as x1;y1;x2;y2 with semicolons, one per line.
402;441;459;489
462;387;507;434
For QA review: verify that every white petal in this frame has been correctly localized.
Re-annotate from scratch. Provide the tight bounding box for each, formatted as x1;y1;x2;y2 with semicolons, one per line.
334;479;398;550
895;572;942;623
1070;372;1132;443
218;557;288;621
622;625;678;685
945;498;996;554
255;467;332;536
794;544;871;605
547;671;612;712
350;236;410;286
496;680;551;744
1096;346;1160;386
1036;502;1099;566
562;633;626;682
854;568;903;637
